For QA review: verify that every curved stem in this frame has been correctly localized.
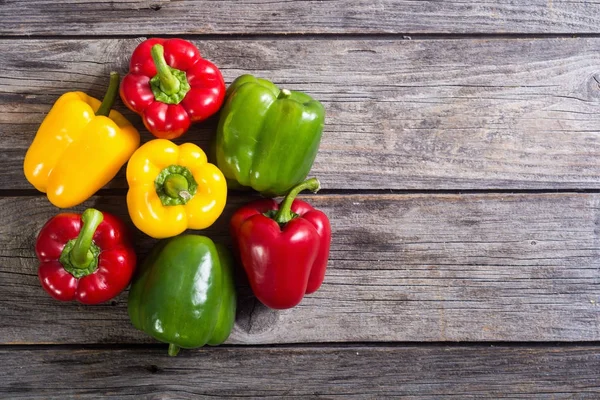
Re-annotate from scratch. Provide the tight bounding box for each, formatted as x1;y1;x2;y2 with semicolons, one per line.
273;178;320;225
69;209;104;269
168;343;181;357
95;72;120;117
151;44;180;95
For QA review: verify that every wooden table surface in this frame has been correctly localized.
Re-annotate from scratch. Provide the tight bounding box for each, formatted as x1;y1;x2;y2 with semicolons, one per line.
2;1;600;398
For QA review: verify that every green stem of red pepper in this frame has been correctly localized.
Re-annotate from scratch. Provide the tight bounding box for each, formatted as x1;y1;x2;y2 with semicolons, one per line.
59;208;104;278
273;178;321;225
151;44;181;95
95;72;120;117
70;209;103;268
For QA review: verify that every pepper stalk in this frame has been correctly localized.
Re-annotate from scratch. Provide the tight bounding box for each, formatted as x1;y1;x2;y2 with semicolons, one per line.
95;72;120;117
151;44;180;95
149;44;191;104
155;165;198;206
59;208;104;278
273;178;321;225
168;343;180;357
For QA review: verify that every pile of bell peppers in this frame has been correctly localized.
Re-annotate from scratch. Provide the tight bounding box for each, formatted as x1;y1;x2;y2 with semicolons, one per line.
24;38;331;356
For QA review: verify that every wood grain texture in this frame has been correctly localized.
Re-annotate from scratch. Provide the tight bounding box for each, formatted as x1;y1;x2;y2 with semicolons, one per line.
1;193;599;345
2;1;600;36
1;345;599;398
3;38;600;190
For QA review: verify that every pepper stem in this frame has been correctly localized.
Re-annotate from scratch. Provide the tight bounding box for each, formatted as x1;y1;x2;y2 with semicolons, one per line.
155;165;198;206
95;72;120;117
163;174;191;201
278;88;292;99
273;178;320;225
151;44;180;95
168;343;181;357
69;209;104;269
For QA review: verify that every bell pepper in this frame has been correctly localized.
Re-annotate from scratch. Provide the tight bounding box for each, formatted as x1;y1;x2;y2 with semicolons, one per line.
215;74;325;197
35;208;136;304
126;139;227;239
128;235;236;356
230;178;331;309
23;72;140;208
120;38;226;139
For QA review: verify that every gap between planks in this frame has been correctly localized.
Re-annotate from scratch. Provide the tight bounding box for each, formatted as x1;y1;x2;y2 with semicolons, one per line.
2;341;600;351
4;188;600;198
3;33;600;41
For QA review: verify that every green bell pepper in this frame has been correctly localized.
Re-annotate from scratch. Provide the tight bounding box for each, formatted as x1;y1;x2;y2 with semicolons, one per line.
127;235;236;356
215;74;325;197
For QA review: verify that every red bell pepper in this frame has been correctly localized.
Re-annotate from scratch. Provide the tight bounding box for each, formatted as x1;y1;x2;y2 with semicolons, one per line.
35;208;136;304
231;178;331;309
120;38;226;139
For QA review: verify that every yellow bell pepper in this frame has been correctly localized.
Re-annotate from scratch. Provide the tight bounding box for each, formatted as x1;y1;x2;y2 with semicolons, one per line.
126;139;227;239
23;72;140;208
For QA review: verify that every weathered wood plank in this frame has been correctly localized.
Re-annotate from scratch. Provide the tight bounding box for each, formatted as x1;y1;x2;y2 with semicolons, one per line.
2;1;600;36
1;193;599;344
1;345;599;398
3;38;600;190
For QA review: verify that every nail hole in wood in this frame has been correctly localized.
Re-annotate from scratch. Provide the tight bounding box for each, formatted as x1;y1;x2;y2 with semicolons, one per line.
146;365;160;374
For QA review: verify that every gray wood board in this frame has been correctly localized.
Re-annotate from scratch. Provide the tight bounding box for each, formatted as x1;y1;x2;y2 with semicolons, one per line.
2;193;599;344
2;1;600;35
1;345;599;398
3;38;600;190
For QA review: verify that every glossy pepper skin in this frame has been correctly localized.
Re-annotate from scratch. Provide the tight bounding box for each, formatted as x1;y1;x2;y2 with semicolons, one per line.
126;139;227;239
128;235;236;356
120;38;226;139
24;73;140;208
231;178;331;309
215;74;325;197
35;208;136;304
